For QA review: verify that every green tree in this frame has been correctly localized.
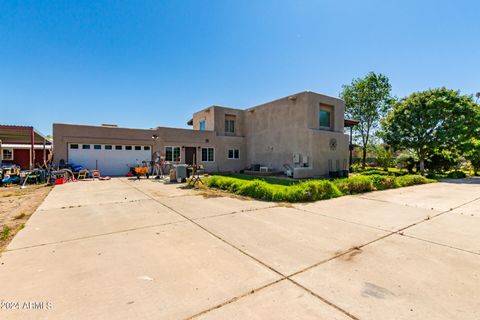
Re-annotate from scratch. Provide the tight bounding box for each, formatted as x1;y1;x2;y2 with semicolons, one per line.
382;88;479;173
462;138;480;176
340;72;393;168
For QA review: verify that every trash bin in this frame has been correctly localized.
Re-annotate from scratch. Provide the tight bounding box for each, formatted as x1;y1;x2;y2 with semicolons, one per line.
174;164;188;182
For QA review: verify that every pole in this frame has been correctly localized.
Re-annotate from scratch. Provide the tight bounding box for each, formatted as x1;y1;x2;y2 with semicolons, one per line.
31;127;35;169
349;126;353;171
43;138;46;166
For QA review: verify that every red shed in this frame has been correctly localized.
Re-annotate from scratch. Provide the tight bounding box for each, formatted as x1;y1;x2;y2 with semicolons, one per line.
0;125;52;170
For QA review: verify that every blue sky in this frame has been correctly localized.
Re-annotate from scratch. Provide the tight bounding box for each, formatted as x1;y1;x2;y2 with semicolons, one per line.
1;0;479;135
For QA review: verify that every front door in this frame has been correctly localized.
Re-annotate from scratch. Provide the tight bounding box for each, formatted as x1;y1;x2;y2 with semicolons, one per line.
185;147;197;165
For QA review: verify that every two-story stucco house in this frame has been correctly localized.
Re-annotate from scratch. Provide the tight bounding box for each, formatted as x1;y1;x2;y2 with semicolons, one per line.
53;91;354;178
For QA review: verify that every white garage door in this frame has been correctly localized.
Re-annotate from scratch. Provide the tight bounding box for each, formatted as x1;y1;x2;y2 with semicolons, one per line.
68;143;152;176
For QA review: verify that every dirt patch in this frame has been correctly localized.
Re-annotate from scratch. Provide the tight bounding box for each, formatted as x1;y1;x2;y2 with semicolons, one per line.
335;246;363;262
193;188;253;201
0;184;52;254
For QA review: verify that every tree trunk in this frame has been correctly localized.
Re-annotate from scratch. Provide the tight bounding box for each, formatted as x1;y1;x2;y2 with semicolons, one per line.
362;147;367;168
419;159;425;175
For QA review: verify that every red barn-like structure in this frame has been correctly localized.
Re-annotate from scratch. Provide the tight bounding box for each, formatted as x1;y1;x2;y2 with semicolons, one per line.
0;125;52;169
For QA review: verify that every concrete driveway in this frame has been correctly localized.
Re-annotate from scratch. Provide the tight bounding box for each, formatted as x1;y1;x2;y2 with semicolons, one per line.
0;178;479;319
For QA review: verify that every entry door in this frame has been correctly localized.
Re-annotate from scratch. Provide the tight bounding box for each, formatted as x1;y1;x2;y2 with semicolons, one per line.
184;147;197;165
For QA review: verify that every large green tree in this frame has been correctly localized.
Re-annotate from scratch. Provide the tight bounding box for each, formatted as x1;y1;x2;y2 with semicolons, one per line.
382;88;479;173
340;72;393;168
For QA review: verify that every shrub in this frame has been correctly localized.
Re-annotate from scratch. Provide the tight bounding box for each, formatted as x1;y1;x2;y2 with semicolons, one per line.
206;176;342;202
369;174;399;190
446;171;467;179
203;174;433;202
334;176;374;194
396;153;418;173
395;175;432;187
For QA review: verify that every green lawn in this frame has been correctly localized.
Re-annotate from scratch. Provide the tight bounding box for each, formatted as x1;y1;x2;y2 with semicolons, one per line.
213;173;299;186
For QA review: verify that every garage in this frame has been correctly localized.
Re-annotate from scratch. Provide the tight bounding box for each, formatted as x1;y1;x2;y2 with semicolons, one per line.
68;143;152;176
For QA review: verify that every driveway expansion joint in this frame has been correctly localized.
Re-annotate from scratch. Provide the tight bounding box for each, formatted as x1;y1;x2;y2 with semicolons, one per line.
121;180;361;320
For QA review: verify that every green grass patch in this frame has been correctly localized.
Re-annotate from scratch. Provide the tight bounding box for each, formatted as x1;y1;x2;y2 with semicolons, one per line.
1;225;11;241
206;176;341;202
202;174;433;202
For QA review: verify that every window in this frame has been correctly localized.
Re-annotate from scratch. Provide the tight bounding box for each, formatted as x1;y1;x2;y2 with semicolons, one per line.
82;144;91;149
135;146;141;150
94;145;101;150
105;145;112;150
199;120;206;131
227;149;240;159
319;110;331;128
115;145;122;150
125;146;132;150
165;146;181;162
201;148;215;162
225;119;235;134
144;146;150;150
2;148;13;161
70;144;79;149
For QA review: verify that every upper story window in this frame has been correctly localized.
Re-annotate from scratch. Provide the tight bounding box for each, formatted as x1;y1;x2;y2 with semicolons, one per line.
225;117;235;135
199;120;206;131
319;110;331;128
318;104;333;129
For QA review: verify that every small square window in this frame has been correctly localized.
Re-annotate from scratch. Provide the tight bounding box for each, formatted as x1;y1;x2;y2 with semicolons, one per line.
165;146;181;162
105;145;112;150
2;149;13;161
144;146;150;150
82;144;91;149
135;146;141;151
125;146;132;150
70;144;79;149
227;149;240;159
201;148;215;162
94;145;101;150
115;145;122;150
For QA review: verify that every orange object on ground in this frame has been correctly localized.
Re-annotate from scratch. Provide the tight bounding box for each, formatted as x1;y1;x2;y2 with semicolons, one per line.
134;167;148;175
55;178;65;185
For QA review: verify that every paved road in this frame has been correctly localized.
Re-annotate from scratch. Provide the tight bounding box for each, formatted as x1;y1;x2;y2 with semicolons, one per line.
0;178;479;319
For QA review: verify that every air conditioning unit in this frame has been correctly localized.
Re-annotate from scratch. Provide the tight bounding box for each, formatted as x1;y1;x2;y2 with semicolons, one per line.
302;155;309;165
293;153;300;163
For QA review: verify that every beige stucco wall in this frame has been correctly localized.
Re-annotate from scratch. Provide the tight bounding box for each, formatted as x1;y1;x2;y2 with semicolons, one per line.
53;91;350;177
52;123;156;163
243;91;349;177
53;123;246;173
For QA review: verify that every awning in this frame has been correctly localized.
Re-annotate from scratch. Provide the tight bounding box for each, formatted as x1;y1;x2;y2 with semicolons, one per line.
0;125;52;145
344;119;360;127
